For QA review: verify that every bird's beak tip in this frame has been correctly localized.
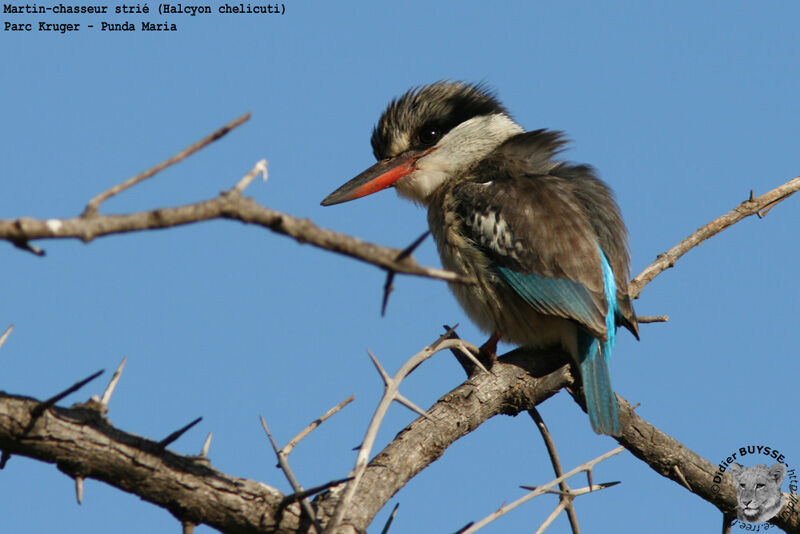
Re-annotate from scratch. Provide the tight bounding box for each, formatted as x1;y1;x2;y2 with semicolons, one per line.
320;152;420;208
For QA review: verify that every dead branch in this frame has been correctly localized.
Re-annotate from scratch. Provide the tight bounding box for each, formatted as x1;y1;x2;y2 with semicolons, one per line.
82;113;252;216
529;408;581;534
2;343;799;533
0;392;299;533
459;446;624;534
0;116;469;285
628;176;800;298
1;111;798;533
325;334;480;533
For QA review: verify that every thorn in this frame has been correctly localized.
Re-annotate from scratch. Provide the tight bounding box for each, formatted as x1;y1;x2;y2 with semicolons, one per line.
367;349;391;386
100;357;127;406
442;324;460;338
380;502;400;534
431;323;460;350
281;394;355;456
0;451;10;469
75;476;84;505
586;468;594;491
398;231;431;261
522;481;620;494
0;324;13;351
12;239;45;256
457;345;490;375
672;464;692;491
631;402;641;410
381;271;396;317
159;417;203;448
281;476;354;504
32;370;105;418
259;415;282;458
394;392;433;421
200;432;213;457
749;189;755;202
453;522;475;534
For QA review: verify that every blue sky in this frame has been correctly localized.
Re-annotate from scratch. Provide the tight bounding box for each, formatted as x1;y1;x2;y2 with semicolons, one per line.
2;2;799;533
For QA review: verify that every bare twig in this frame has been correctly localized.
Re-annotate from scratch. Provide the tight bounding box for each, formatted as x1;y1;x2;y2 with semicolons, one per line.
459;447;624;534
534;501;567;534
324;334;479;533
83;113;251;216
260;415;323;534
629;176;800;298
232;159;268;194
281;477;353;505
529;408;580;534
1;115;469;285
1;198;467;285
523;481;620;497
636;315;669;323
0;325;13;351
282;395;355;456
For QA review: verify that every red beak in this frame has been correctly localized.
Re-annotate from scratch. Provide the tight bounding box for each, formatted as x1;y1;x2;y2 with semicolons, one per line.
321;149;428;206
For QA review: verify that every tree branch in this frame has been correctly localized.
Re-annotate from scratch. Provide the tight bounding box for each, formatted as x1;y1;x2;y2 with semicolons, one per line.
2;345;799;532
629;176;800;298
0;116;470;285
0;393;301;533
2;112;799;532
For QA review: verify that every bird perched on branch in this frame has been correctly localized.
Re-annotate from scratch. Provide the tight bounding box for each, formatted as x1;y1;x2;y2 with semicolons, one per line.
321;81;638;436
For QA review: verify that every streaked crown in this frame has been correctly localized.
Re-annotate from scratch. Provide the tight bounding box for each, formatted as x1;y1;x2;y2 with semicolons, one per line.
371;81;508;160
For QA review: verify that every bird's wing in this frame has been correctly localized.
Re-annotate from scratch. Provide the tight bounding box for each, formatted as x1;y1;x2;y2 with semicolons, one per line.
563;163;639;339
453;174;609;339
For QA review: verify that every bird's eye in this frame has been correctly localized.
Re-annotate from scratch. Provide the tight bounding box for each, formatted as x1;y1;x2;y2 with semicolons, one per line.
418;127;441;146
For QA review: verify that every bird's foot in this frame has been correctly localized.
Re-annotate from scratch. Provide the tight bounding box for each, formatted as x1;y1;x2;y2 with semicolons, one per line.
477;332;502;369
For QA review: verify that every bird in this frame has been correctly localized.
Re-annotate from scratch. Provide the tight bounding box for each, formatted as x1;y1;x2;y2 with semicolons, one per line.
321;81;638;436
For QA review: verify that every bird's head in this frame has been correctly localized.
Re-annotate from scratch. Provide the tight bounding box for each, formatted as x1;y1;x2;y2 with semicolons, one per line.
321;81;523;207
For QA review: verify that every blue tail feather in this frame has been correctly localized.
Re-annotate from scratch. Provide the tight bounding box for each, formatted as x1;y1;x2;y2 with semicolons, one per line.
578;249;621;436
578;333;620;436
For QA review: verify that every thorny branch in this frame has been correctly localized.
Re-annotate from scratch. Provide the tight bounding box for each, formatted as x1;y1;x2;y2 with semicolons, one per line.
325;334;480;534
458;447;624;534
628;176;800;298
528;408;581;534
1;115;799;533
0;115;469;285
